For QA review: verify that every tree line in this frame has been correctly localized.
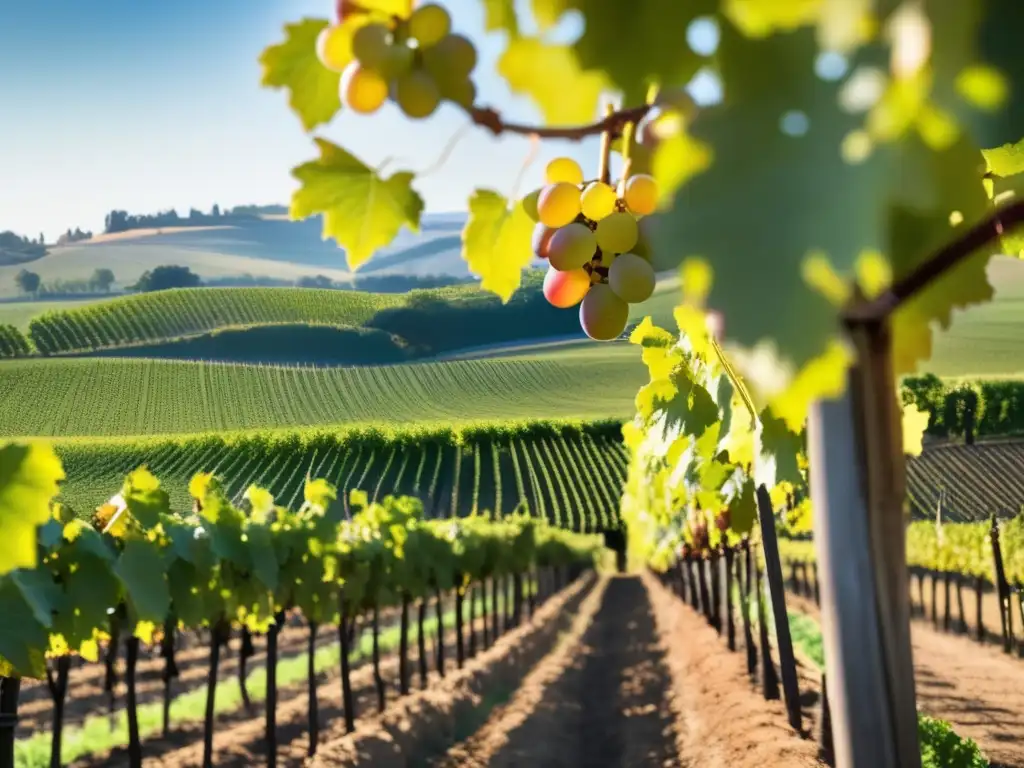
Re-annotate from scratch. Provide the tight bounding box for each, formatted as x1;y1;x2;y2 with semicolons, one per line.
103;203;286;234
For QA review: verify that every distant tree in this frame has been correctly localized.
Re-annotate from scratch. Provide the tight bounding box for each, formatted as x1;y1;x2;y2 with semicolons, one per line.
297;274;335;289
211;203;221;217
38;233;45;245
15;270;40;296
131;265;202;293
89;268;116;293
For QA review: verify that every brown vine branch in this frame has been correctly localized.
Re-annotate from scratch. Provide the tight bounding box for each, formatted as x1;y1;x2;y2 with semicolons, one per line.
843;201;1024;325
467;103;654;141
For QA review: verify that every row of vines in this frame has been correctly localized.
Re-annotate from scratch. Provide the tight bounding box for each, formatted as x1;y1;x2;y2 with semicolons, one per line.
0;443;601;767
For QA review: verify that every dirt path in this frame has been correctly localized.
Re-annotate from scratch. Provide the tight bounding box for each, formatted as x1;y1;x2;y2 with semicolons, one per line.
787;591;1024;767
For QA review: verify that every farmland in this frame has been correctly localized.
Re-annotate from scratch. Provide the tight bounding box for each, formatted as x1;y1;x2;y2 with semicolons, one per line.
0;352;645;438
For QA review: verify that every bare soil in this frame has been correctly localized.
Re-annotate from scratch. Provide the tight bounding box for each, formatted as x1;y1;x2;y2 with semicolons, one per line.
787;591;1024;768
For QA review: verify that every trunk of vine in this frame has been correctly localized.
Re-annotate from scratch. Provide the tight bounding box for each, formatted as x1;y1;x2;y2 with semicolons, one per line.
0;677;21;768
338;598;355;734
490;577;500;641
125;637;142;768
266;612;285;768
307;621;319;757
435;589;446;678
160;620;178;737
238;626;254;712
104;620;120;718
455;588;465;669
528;570;536;618
725;548;736;651
46;656;70;768
697;559;712;624
468;583;477;658
417;598;428;690
741;545;757;677
480;581;490;649
399;594;410;695
202;621;226;768
755;558;780;700
372;602;385;713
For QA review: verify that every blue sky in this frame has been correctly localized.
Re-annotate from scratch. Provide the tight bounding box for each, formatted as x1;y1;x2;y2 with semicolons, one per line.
1;1;715;241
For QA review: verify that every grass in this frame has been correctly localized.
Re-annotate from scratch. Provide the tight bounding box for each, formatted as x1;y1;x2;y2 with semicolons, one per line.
13;599;486;768
0;299;106;329
0;354;645;438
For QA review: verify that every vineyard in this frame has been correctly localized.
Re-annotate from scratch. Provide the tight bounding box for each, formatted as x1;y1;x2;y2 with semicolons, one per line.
0;355;644;437
53;421;630;532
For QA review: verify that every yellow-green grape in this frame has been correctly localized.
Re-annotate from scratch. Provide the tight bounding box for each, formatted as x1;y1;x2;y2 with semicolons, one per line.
608;252;656;303
595;211;639;253
438;76;475;108
379;42;415;79
316;23;356;72
543;266;591;308
580;284;629;341
352;22;391;69
537;183;581;228
547;222;597;271
624;174;658;216
395;70;441;119
422;34;477;80
522;188;542;223
580;181;617;221
545;157;584;186
340;61;389;114
408;3;451;47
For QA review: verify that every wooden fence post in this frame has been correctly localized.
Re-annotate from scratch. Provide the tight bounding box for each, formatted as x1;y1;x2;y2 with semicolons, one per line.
991;516;1011;653
755;485;802;732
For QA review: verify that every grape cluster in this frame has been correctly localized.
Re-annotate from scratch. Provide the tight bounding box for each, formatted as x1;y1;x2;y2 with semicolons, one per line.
524;157;658;341
316;2;477;120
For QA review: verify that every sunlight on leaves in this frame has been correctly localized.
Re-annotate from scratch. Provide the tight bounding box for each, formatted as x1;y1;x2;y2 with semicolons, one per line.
0;443;64;576
260;19;344;132
291;139;424;271
462;191;535;302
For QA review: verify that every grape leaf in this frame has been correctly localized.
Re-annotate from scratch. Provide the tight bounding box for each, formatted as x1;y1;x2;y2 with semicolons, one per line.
0;442;64;576
122;467;169;529
55;554;120;651
245;524;279;592
462;191;535;302
0;578;47;678
724;0;824;38
291;139;424;271
982;137;1024;177
729;476;757;535
304;477;338;512
650;25;993;425
754;408;805;489
497;37;608;126
115;539;170;625
260;19;343;132
12;569;63;629
902;402;931;456
547;0;716;106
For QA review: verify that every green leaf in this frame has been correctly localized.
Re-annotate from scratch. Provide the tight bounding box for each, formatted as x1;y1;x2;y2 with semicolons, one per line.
0;442;64;576
754;408;804;489
243;485;275;524
12;569;63;629
121;467;169;529
259;18;342;132
497;37;607;126
728;476;757;535
246;524;279;592
115;539;170;625
982;137;1024;177
55;554;120;650
629;317;676;348
902;402;931;457
291;139;424;271
0;578;47;678
462;191;535;302
723;0;823;37
305;477;338;511
650;25;993;423
564;0;716;105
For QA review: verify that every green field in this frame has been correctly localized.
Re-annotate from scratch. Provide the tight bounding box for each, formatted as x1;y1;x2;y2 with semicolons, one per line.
52;421;629;531
0;298;105;329
0;352;645;438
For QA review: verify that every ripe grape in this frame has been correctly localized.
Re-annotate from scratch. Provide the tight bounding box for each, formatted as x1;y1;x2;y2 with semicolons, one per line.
537;183;581;228
580;284;629;341
624;174;658;216
608;253;655;303
532;223;556;259
379;42;415;79
595;211;639;253
340;62;389;114
522;189;542;223
395;70;441;119
543;266;590;308
409;3;452;47
580;181;616;221
422;34;477;80
352;23;391;69
547;222;597;271
545;157;584;186
715;509;731;533
317;24;356;72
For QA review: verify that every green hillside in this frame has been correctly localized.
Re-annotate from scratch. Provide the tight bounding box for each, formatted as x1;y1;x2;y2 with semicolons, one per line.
0;352;645;438
53;421;630;531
